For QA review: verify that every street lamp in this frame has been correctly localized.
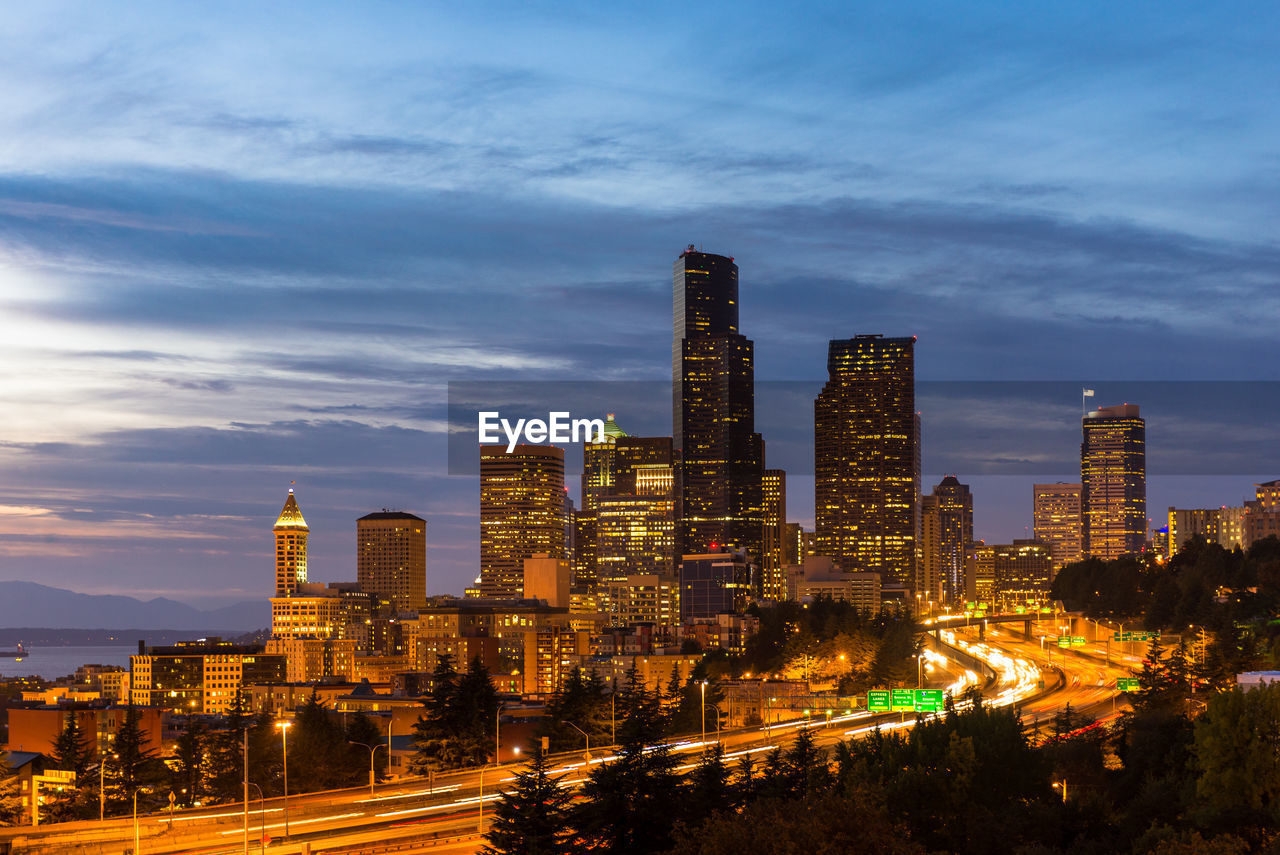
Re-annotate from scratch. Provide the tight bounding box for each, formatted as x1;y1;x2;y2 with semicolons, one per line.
699;681;707;751
245;782;266;855
276;721;292;838
348;740;386;796
702;704;721;745
1053;779;1067;803
99;753;116;822
133;786;152;855
561;720;591;760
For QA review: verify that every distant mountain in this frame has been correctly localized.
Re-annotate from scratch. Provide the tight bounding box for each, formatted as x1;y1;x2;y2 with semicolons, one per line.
0;581;269;632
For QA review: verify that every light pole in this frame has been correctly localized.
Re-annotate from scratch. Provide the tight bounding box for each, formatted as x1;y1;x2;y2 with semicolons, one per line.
242;727;249;855
276;721;292;839
702;705;721;745
495;704;506;765
133;787;151;855
561;720;591;761
1053;779;1067;803
699;681;707;750
99;754;115;822
245;782;265;855
348;740;385;796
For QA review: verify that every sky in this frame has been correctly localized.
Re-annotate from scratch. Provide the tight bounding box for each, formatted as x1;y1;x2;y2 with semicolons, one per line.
0;1;1276;607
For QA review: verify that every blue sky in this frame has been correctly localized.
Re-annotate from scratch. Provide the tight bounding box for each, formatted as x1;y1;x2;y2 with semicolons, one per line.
0;1;1276;606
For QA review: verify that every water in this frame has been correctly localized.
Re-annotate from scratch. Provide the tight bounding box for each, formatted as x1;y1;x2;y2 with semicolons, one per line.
0;645;135;680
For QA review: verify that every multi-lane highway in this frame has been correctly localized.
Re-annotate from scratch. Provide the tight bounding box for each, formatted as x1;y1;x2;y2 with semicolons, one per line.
0;620;1136;855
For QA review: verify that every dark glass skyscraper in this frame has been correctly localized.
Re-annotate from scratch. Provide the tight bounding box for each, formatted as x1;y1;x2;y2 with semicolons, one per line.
1081;404;1146;558
673;247;764;565
814;335;919;587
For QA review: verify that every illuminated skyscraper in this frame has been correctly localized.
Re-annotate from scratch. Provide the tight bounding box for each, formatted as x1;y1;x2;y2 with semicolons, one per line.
1033;483;1083;570
274;490;308;597
814;335;919;587
1081;404;1146;559
477;444;566;599
673;247;764;564
357;510;427;613
920;476;972;607
761;469;787;599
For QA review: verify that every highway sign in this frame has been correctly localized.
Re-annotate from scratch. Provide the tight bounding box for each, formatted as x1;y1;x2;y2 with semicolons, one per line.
1112;631;1159;642
891;689;915;710
1015;606;1026;614
1071;636;1086;646
868;690;891;712
1117;678;1141;691
1057;635;1071;647
914;689;945;712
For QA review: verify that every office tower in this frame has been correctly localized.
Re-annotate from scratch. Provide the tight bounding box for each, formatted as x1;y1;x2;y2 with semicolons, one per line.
673;247;764;564
782;523;805;567
814;335;919;587
603;574;680;626
761;469;787;600
1167;508;1220;557
679;550;751;619
357;510;427;613
477;444;566;599
919;476;973;608
981;540;1054;610
274;489;308;597
1033;483;1083;570
1081;404;1146;559
523;554;571;607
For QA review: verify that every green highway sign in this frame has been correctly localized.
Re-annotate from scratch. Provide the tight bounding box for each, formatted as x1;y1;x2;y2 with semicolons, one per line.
1015;606;1026;614
1057;635;1071;647
1112;631;1159;642
1117;678;1141;691
868;690;891;712
966;602;976;610
1071;636;1087;646
1040;607;1053;614
891;689;915;710
977;602;989;610
914;689;945;712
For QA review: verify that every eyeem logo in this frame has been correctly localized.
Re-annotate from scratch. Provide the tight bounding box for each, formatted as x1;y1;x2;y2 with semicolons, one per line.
478;411;605;453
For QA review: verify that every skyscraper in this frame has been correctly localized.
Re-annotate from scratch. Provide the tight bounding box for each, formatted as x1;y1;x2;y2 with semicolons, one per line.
477;444;566;599
761;469;787;600
357;510;427;613
814;335;919;587
274;489;308;597
1081;404;1146;559
673;247;764;565
920;476;973;608
1033;483;1083;570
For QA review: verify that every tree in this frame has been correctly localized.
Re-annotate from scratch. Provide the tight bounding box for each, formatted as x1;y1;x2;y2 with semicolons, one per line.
51;712;93;779
683;745;731;825
411;655;460;774
290;692;349;793
106;704;166;814
345;711;388;787
208;690;251;802
1192;682;1280;834
170;720;209;806
481;746;577;855
0;749;22;827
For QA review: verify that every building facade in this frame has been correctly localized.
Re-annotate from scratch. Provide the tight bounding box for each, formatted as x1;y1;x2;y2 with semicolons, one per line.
679;550;751;619
1033;482;1083;570
1081;404;1147;559
761;469;787;600
814;335;919;587
919;476;973;608
673;247;764;565
357;511;427;613
274;490;308;597
477;444;567;599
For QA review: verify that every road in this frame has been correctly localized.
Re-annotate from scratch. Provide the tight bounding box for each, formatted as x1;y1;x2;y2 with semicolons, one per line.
0;624;1134;855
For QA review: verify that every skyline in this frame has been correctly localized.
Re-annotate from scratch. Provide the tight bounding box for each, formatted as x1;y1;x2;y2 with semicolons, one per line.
1;2;1278;605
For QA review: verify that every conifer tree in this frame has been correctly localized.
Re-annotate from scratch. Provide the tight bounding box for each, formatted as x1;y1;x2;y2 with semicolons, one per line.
482;746;577;855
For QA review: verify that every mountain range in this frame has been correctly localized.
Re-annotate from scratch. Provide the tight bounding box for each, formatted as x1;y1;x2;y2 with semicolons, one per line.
0;581;269;632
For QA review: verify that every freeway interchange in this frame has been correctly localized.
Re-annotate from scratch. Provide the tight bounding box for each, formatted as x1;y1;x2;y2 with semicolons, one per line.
0;617;1138;855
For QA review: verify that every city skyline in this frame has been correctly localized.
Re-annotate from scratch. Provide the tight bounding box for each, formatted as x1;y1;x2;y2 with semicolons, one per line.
0;3;1278;605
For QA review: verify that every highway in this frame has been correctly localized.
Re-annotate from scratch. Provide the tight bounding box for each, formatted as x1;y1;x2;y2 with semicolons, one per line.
0;619;1135;855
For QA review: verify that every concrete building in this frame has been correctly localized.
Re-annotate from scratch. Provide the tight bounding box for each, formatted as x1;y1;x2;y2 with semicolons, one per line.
476;444;567;599
920;476;973;608
1081;404;1146;559
130;640;285;714
357;510;427;613
523;554;571;607
679;550;751;619
1034;482;1083;570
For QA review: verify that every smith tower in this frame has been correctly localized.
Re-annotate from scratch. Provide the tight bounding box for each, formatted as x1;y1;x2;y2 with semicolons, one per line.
673;246;764;566
814;335;919;588
273;489;309;597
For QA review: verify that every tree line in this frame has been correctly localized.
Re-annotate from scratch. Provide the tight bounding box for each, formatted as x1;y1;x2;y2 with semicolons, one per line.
484;645;1280;855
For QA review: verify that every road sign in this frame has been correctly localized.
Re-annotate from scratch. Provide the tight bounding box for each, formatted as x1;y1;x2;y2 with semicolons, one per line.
1117;678;1141;691
1015;606;1026;614
966;602;976;610
1112;631;1159;642
1071;636;1086;646
868;690;891;712
890;689;915;710
1057;635;1071;647
914;689;945;712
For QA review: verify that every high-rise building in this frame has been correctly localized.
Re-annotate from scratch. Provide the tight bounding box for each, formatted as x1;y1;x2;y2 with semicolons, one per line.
523;554;571;608
919;476;973;608
357;510;426;613
814;335;919;587
987;540;1055;609
274;490;308;597
673;247;764;565
679;550;751;619
1033;483;1083;570
1081;404;1146;559
477;444;566;599
1167;507;1220;557
761;469;787;600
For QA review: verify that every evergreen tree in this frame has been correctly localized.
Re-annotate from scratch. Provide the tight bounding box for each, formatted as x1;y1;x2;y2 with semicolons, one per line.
208;690;250;802
290;692;349;792
684;745;731;825
453;656;501;766
0;749;22;827
106;704;166;814
411;655;459;774
245;709;284;797
481;746;577;855
51;711;93;778
170;719;208;806
345;711;388;786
